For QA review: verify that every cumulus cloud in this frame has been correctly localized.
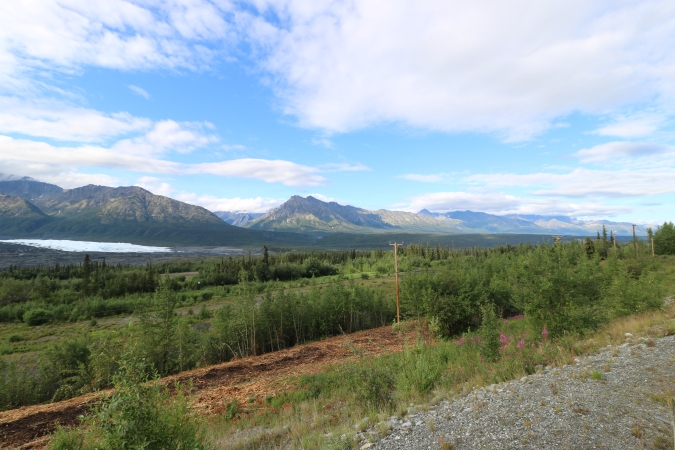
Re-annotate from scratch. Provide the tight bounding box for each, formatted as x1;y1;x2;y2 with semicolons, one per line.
0;135;328;186
467;167;675;198
135;176;174;197
112;120;218;155
191;159;326;186
178;194;282;213
399;173;448;183
0;0;233;92
134;177;281;212
401;191;630;217
592;116;665;138
306;193;339;203
247;0;675;140
128;85;150;99
574;141;674;163
0;97;152;142
318;162;371;172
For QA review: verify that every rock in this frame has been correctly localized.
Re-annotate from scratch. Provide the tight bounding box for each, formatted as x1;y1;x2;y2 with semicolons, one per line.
360;443;374;449
402;421;412;428
625;333;633;337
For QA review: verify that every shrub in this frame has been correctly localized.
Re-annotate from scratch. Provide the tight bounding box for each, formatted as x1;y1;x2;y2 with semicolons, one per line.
7;334;23;343
23;308;53;326
654;222;675;255
479;303;501;362
49;355;207;450
352;362;395;409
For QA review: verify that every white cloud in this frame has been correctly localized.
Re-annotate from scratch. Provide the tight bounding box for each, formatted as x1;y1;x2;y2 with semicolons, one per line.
574;141;674;163
247;0;675;140
592;116;665;138
128;85;150;99
135;176;173;197
467;167;675;198
113;120;218;155
399;173;447;183
306;193;338;203
0;97;151;142
0;135;327;187
318;162;371;172
0;0;233;93
134;176;282;212
193;159;326;186
401;191;630;217
178;194;281;213
311;137;334;148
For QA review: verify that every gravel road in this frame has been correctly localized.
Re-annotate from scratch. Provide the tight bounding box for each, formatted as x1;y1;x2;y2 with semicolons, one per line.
358;334;675;450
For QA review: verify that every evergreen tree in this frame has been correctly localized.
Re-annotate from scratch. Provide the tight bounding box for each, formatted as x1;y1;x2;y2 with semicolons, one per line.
654;222;675;255
82;254;92;296
584;237;595;259
139;275;179;375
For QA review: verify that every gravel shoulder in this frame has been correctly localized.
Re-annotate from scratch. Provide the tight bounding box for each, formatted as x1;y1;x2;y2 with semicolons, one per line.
362;334;675;450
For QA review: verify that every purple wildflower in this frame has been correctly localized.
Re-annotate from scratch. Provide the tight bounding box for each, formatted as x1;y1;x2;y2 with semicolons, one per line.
500;332;508;347
542;326;548;341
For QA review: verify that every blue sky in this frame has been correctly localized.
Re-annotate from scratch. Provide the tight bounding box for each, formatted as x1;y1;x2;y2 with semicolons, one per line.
1;1;674;224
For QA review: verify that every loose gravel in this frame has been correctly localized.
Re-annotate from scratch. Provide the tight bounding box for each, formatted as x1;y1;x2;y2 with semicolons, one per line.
357;334;675;450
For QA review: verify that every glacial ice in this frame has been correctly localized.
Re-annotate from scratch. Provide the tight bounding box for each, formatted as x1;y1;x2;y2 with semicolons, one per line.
0;239;173;253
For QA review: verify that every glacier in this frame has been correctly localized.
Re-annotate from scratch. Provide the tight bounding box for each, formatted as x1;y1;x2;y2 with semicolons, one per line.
0;239;173;253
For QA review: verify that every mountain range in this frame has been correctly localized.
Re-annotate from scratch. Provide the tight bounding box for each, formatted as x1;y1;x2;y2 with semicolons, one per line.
0;177;651;249
224;195;650;237
0;178;314;246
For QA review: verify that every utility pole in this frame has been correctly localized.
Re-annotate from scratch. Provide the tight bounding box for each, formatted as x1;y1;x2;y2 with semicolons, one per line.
553;235;563;268
652;238;655;257
632;224;637;259
390;242;403;323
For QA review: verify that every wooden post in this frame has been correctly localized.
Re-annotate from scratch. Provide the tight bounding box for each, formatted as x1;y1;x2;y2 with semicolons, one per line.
390;242;403;323
652;238;655;257
632;224;637;259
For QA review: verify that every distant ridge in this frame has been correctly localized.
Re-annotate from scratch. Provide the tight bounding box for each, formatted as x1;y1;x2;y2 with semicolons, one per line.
245;195;461;234
0;180;316;246
0;177;64;206
213;211;264;227
215;196;653;236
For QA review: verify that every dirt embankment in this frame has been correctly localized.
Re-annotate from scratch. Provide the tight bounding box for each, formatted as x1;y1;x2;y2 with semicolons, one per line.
0;325;422;449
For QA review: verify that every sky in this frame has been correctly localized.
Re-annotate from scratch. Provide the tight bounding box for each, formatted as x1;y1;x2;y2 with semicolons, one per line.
0;0;674;224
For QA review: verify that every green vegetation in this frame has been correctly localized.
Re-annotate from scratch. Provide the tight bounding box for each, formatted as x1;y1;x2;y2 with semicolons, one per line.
202;300;675;449
654;221;675;255
1;233;673;449
48;355;205;450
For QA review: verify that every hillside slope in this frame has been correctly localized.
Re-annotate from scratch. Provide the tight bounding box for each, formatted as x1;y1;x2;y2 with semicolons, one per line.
247;196;461;234
0;194;54;234
0;178;64;207
0;183;316;247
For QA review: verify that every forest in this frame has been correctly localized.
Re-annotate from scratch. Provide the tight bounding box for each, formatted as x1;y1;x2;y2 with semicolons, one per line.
1;224;673;413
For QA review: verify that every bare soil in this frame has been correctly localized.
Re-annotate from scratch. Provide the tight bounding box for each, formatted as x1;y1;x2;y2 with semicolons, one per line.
0;325;421;449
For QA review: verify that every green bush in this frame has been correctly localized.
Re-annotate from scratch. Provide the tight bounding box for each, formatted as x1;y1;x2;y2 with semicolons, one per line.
23;308;53;326
351;362;395;409
47;355;206;450
654;222;675;255
7;334;23;343
479;303;501;362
